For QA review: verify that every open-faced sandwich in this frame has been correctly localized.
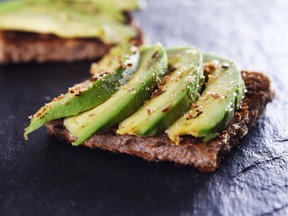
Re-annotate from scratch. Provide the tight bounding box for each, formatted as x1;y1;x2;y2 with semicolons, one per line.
0;0;144;63
24;43;273;172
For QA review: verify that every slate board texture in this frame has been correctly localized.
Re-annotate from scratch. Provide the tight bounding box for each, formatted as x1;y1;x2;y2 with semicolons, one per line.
0;0;287;215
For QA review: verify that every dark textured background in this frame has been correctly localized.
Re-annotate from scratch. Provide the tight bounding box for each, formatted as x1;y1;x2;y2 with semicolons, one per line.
0;0;287;215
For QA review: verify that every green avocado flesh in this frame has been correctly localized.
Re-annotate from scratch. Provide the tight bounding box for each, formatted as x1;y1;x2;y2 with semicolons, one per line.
117;47;204;137
167;53;245;144
0;0;139;43
24;44;246;145
71;0;146;11
64;44;168;145
24;0;145;21
24;44;140;139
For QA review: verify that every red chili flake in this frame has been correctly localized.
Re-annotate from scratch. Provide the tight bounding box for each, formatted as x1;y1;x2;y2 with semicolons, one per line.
152;51;159;59
195;110;203;118
207;91;225;99
204;63;217;75
152;89;166;98
169;67;177;72
185;113;194;120
162;104;173;112
192;104;199;109
185;110;202;120
89;76;98;82
146;107;153;116
160;75;170;86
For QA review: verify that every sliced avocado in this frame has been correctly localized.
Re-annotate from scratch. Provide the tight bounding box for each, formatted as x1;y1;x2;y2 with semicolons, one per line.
0;1;25;13
73;0;146;11
64;44;168;145
90;44;135;75
117;47;204;137
24;0;128;22
167;53;245;144
24;44;140;139
69;1;126;22
0;1;137;43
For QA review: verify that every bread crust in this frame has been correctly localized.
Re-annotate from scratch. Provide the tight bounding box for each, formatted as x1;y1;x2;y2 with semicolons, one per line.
0;14;143;63
45;71;273;172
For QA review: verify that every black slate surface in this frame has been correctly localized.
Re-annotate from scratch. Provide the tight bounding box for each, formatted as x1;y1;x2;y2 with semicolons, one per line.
0;0;288;215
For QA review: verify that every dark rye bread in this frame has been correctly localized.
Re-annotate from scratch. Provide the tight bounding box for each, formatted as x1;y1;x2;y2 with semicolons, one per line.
46;71;273;172
0;15;143;64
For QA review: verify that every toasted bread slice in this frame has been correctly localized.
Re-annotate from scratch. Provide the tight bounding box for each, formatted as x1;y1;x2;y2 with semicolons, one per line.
46;71;273;172
0;16;143;64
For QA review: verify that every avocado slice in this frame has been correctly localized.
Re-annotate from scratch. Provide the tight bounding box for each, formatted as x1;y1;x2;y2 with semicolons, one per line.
167;53;245;144
64;44;168;145
23;0;131;22
71;0;146;11
24;44;140;139
117;47;204;137
0;1;138;43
